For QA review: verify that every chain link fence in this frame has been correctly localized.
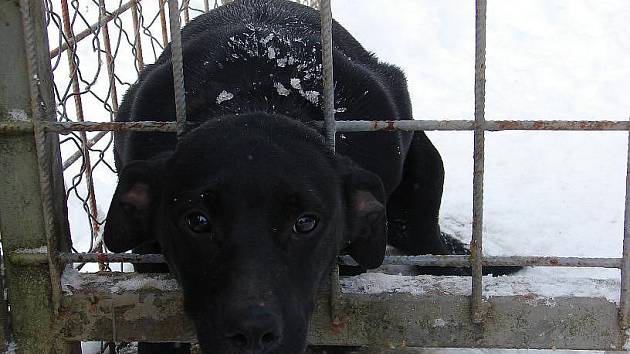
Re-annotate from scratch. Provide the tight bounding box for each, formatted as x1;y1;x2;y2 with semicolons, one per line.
46;0;317;273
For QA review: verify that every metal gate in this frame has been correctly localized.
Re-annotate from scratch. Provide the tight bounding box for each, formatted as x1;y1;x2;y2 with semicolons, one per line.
0;0;628;352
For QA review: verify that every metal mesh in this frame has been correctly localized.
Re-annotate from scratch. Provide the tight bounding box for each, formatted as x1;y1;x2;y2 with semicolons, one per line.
45;0;319;272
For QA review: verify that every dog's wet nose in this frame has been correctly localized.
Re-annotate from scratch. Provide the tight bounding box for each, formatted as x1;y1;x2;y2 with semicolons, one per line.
225;306;282;352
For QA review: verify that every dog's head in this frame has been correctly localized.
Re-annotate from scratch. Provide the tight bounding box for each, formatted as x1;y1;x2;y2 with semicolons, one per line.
104;113;386;353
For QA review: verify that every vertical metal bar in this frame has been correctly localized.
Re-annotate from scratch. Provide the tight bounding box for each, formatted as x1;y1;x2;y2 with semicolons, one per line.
204;0;210;12
167;0;187;137
60;0;101;239
319;0;336;152
0;0;74;351
183;0;191;24
96;0;120;268
620;117;630;328
471;0;487;324
130;0;145;69
319;0;340;322
159;0;169;47
99;0;120;116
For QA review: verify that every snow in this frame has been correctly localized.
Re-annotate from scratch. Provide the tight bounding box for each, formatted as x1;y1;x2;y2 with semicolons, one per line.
61;266;179;296
215;90;234;104
274;81;291;96
14;246;47;254
299;90;319;105
4;341;17;354
7;109;28;122
342;273;620;304
290;78;302;90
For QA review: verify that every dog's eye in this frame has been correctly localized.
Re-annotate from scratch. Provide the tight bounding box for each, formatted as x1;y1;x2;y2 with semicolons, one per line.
185;212;211;233
293;215;318;234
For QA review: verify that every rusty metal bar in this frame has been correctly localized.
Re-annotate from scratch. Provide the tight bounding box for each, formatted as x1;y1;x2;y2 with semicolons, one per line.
183;0;190;24
352;255;624;269
471;0;488;324
620;119;630;328
319;0;339;323
49;0;135;59
130;0;145;69
319;0;336;151
98;0;120;116
5;120;630;135
59;0;101;240
336;120;630;132
159;0;169;48
63;252;166;264
43;120;179;133
5;251;621;268
167;0;187;137
59;0;100;239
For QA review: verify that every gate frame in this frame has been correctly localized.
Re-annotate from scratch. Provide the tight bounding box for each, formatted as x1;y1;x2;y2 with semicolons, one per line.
0;0;629;353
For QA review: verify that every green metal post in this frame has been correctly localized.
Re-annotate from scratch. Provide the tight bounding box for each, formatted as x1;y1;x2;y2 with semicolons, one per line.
0;0;74;352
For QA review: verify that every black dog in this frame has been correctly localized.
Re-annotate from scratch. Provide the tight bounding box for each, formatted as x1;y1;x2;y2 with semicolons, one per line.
104;1;516;353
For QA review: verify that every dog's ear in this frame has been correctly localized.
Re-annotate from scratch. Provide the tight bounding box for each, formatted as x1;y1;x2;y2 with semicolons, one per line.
338;156;387;269
104;157;168;252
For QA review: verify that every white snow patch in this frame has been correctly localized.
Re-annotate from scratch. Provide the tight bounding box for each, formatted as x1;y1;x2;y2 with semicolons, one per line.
15;246;47;254
61;266;83;295
274;82;291;96
5;341;17;354
61;266;179;296
260;33;274;45
8;109;28;121
433;318;448;328
276;57;288;67
300;90;320;105
342;273;620;304
110;276;179;294
290;78;302;90
216;90;234;104
267;47;276;59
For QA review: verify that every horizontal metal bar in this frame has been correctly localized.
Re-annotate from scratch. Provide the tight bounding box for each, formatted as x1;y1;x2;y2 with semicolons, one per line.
62;252;165;263
340;255;623;269
3;120;630;135
49;0;135;58
43;121;178;133
11;251;620;268
337;120;630;132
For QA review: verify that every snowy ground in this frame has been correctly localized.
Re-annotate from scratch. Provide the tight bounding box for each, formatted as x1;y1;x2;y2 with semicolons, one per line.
52;0;630;353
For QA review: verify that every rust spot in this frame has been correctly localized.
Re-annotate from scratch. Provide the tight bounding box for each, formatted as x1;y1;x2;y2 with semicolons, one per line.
494;121;523;130
523;293;536;300
97;253;109;263
372;121;379;130
576;121;619;130
331;319;346;335
375;121;397;131
532;121;545;130
549;258;559;266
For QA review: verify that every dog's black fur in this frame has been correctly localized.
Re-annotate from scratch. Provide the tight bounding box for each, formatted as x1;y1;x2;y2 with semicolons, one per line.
104;1;518;353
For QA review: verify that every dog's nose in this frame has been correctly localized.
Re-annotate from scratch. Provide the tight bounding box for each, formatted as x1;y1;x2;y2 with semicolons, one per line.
224;306;282;352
